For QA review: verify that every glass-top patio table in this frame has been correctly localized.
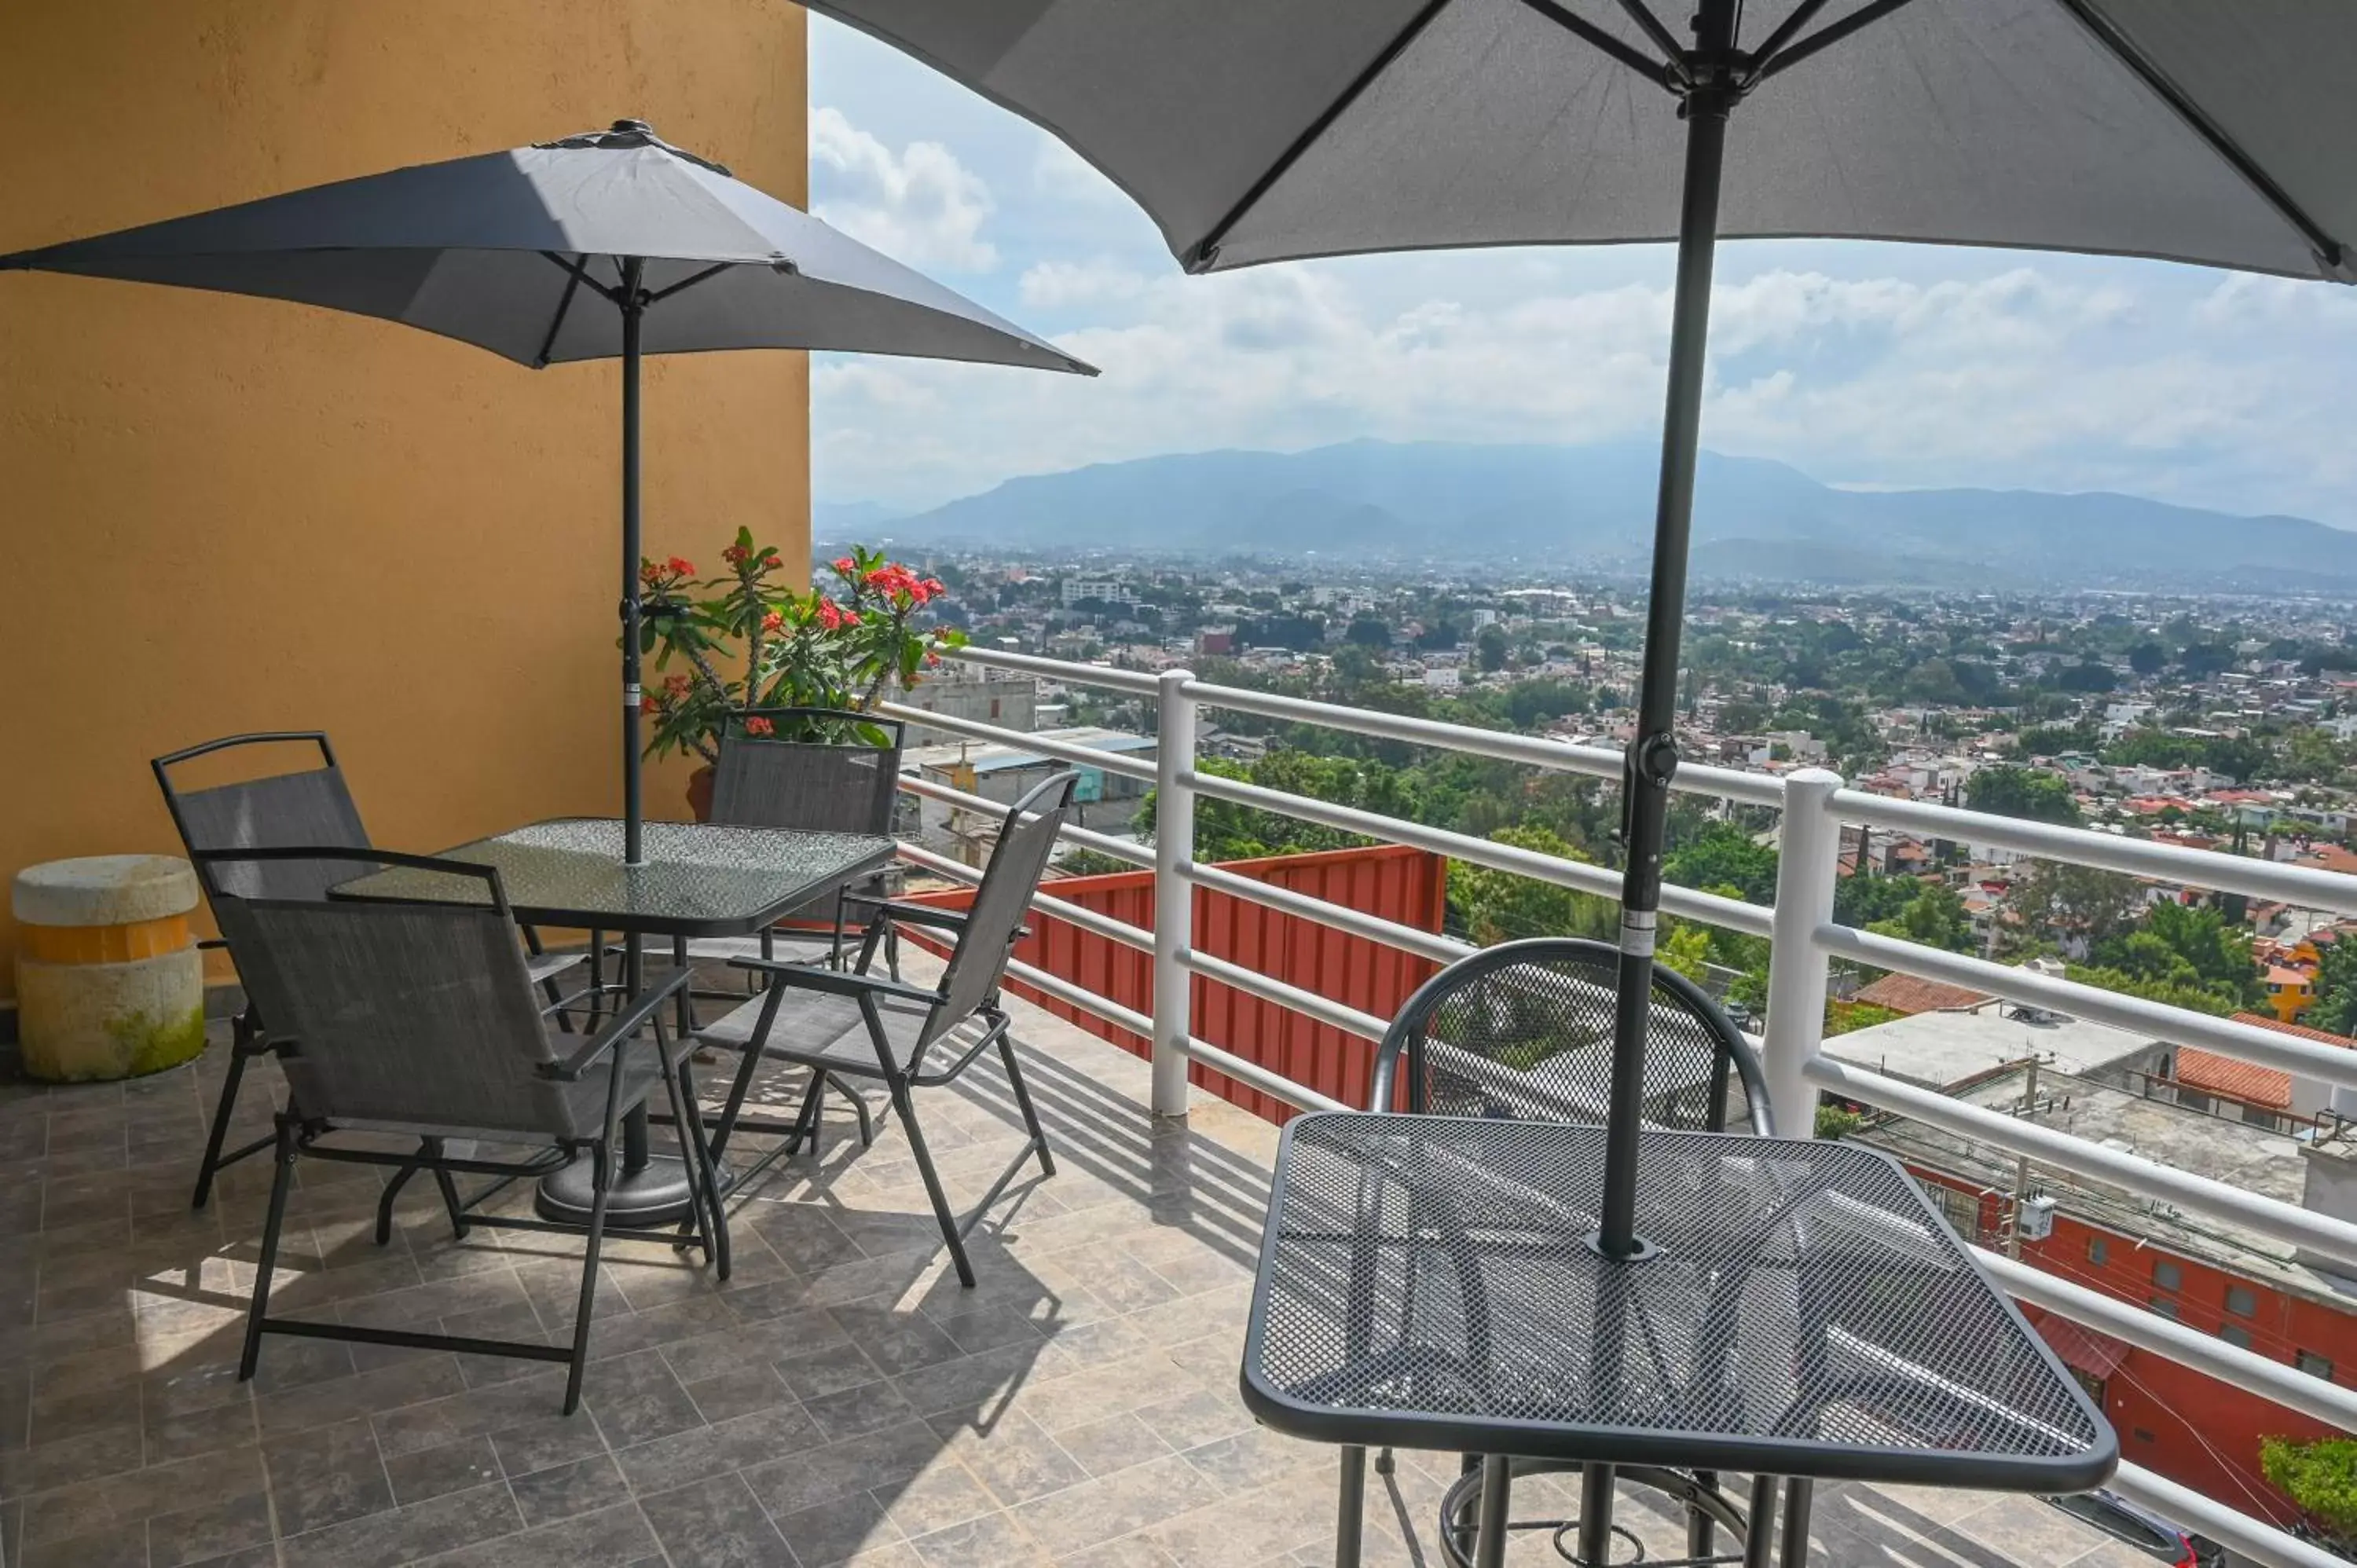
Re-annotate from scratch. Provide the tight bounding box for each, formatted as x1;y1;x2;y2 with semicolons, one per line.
1242;1113;2117;1568
336;818;896;1231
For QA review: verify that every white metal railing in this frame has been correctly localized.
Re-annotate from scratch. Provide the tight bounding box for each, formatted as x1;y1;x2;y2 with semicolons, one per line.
883;650;2357;1568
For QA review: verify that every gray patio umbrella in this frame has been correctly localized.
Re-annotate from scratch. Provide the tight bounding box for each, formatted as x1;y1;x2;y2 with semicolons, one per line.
0;119;1093;866
801;0;2357;1259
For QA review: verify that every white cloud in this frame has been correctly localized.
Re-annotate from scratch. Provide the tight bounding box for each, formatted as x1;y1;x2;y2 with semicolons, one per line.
809;106;998;273
1017;259;1153;311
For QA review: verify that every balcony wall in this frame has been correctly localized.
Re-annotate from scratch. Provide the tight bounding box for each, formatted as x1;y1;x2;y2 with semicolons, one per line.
0;0;811;1006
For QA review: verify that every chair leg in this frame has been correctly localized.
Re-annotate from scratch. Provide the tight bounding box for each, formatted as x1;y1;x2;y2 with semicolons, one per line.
996;1034;1055;1178
239;1116;298;1383
891;1075;973;1288
192;1020;256;1211
374;1143;426;1245
799;1072;827;1164
426;1138;468;1240
1336;1445;1366;1568
827;1071;876;1149
662;1049;729;1280
563;1141;611;1417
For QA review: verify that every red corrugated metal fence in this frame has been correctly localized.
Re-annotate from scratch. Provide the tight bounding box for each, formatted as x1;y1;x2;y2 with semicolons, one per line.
907;844;1448;1123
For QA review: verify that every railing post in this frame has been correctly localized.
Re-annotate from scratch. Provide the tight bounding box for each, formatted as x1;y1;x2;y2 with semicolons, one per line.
1761;768;1843;1138
1151;669;1197;1120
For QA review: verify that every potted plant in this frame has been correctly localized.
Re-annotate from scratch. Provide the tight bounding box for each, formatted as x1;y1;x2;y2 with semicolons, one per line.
637;529;964;817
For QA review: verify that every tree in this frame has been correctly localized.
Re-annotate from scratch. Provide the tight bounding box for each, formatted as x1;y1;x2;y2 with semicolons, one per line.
2311;939;2357;1037
2086;900;2259;1007
1345;614;1391;649
1967;764;2081;825
2128;641;2167;676
1836;872;1924;929
2007;862;2143;954
1450;824;1617;945
1868;884;1976;954
1662;822;1779;906
1474;623;1509;673
2064;964;2234;1017
2262;1436;2357;1550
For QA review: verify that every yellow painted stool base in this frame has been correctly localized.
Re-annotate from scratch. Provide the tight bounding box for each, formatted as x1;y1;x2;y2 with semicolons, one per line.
15;949;207;1082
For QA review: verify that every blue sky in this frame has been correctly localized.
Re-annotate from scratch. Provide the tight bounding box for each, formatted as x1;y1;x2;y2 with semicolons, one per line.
808;17;2357;528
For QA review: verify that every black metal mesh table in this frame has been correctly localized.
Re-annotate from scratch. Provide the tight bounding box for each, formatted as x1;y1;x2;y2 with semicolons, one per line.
1243;1114;2114;1565
337;819;895;1229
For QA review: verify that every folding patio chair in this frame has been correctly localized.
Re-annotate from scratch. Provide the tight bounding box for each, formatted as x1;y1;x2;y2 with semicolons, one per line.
203;845;717;1415
154;731;595;1208
691;770;1075;1285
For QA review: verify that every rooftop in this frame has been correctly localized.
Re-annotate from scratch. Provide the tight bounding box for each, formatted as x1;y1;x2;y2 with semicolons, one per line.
0;956;2138;1567
1824;1001;2156;1090
906;727;1155;778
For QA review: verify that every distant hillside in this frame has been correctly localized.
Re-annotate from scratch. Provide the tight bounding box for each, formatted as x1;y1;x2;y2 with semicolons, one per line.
850;439;2357;591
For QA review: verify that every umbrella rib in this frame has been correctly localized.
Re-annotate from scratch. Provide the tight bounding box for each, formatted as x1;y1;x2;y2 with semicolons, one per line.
2047;0;2344;273
1743;0;1832;75
1751;0;1919;85
1515;0;1681;93
1180;0;1466;273
538;250;623;306
532;254;590;368
645;262;732;306
1610;0;1688;74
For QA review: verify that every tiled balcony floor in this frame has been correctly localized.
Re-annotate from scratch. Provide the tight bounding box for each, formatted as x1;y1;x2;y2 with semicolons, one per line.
2;964;2149;1567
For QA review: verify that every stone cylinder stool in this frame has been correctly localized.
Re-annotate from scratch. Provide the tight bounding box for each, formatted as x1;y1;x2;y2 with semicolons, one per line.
13;855;207;1082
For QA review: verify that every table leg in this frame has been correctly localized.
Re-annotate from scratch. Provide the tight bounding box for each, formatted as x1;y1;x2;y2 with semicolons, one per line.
537;930;702;1228
1743;1475;1780;1568
1472;1456;1512;1568
1335;1445;1365;1568
1576;1463;1615;1566
1776;1479;1813;1568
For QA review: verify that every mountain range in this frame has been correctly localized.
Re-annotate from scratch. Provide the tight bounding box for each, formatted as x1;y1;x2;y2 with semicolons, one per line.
820;440;2357;592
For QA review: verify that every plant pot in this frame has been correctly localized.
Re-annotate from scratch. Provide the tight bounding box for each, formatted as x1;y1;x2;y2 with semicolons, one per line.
687;764;715;822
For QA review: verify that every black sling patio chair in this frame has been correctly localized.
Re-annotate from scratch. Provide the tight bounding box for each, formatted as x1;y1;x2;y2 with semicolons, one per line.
691;770;1075;1287
154;731;596;1209
1343;936;1785;1568
202;846;717;1416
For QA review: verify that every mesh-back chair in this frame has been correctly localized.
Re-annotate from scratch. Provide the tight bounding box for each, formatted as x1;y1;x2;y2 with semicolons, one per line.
692;770;1075;1287
155;732;592;1208
1344;938;1783;1568
202;847;717;1416
696;706;904;967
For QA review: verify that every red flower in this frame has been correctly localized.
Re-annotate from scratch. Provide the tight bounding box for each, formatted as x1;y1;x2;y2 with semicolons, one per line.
761;609;785;634
841;608;862;627
721;544;748;566
816;598;845;631
639;561;663;585
832;556;855;573
639;695;661;716
922;577;946;596
662;673;692;697
744;716;775;738
665;555;695;577
925;651;942;668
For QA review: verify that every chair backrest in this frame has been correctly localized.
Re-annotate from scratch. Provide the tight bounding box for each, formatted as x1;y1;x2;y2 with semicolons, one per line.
1369;937;1770;1134
154;733;371;903
924;770;1079;1048
201;848;573;1138
709;708;904;836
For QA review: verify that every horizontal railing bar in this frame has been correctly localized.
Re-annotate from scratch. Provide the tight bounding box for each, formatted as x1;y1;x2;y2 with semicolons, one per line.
896;771;1156;866
1805;1054;2357;1271
1184;768;1776;939
1817;923;2357;1091
1184;1034;1353;1113
1003;957;1153;1037
1182;676;1787;808
895;842;1156;953
2107;1460;2333;1568
1181;859;1478;967
874;702;1160;782
1975;1250;2357;1433
1182;950;1391;1042
1832;787;2357;917
947;645;1164;694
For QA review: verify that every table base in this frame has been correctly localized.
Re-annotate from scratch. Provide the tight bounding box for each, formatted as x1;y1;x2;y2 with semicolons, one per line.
535;1152;707;1228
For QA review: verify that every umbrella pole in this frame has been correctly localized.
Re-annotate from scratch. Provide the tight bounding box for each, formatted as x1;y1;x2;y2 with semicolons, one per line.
619;257;647;869
1598;1;1739;1259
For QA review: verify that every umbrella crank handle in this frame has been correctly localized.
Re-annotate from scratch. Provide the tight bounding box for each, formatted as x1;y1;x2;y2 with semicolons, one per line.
1620;731;1680;912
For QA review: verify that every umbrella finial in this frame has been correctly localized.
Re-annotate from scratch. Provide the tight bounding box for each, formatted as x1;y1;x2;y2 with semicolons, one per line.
610;119;654;136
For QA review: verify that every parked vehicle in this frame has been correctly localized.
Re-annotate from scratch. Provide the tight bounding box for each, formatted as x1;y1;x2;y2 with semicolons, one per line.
2044;1490;2222;1567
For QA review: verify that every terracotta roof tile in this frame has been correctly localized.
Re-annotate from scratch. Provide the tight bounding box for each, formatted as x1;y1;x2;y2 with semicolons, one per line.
2231;1012;2357;1050
1851;973;1992;1016
2174;1046;2293;1109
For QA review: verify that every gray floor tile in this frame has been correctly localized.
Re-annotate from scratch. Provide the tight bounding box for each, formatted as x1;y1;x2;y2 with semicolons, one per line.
383;1433;503;1505
509;1451;627;1526
280;1480;525;1568
260;1412;395;1535
636;1472;795;1567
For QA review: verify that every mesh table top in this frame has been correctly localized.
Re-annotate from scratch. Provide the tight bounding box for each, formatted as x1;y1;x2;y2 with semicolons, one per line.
1242;1114;2115;1491
334;818;896;936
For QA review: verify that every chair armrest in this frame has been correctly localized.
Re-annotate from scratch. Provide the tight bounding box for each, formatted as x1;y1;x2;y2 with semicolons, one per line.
725;955;943;1008
540;969;692;1081
844;896;971;933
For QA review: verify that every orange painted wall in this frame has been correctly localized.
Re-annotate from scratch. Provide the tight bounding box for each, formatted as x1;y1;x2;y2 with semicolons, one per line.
0;2;811;1002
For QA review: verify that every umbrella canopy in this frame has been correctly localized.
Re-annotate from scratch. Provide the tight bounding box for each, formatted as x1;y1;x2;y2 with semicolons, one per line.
804;0;2355;281
0;119;1091;371
798;0;2357;1263
2;120;1093;870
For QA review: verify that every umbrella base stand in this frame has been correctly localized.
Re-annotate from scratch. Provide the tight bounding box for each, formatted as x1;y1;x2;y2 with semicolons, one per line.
535;1151;706;1228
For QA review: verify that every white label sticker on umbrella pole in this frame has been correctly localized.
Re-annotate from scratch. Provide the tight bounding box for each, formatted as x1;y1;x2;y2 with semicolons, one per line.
1620;910;1655;958
625;683;642;708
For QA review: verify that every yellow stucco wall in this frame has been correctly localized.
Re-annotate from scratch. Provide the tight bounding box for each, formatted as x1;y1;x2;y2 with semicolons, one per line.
0;2;811;1002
